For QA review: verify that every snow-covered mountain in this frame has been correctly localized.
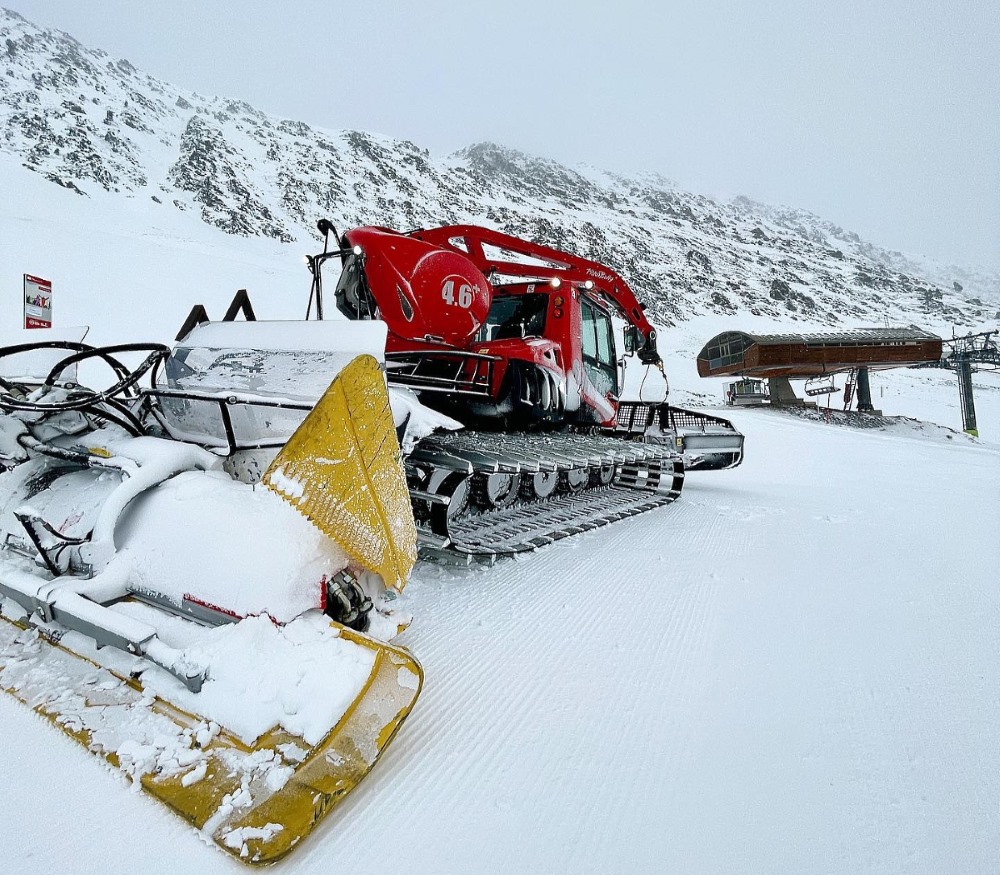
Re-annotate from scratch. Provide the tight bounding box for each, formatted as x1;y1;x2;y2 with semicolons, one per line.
2;6;998;331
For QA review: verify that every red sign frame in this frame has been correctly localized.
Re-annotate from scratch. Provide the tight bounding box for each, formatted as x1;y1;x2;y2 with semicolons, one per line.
24;273;52;329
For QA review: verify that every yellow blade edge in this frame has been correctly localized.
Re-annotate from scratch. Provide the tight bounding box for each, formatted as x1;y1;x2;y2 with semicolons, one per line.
0;612;423;865
262;354;417;591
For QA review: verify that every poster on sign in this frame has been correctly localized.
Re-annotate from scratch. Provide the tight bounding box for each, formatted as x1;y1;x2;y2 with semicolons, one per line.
24;274;52;328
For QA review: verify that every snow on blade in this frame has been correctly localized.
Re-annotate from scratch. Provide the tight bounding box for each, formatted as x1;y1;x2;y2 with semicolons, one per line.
223;823;284;855
110;608;376;746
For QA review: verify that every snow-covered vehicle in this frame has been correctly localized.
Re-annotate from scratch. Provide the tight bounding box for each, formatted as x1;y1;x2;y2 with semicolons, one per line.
304;220;745;559
0;324;425;864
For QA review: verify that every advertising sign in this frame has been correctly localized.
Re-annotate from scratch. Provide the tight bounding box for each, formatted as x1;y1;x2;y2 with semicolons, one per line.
24;274;52;328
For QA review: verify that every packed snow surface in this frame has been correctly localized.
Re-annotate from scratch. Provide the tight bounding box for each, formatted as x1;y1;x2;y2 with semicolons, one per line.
2;385;997;873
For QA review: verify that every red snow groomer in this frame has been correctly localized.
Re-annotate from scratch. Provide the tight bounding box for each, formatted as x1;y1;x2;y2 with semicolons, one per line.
306;220;745;559
323;223;663;428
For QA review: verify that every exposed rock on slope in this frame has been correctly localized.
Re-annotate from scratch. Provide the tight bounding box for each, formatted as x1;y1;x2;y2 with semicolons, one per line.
2;7;997;329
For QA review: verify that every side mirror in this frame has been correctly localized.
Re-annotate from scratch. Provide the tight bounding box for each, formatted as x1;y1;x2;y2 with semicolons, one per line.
623;325;640;354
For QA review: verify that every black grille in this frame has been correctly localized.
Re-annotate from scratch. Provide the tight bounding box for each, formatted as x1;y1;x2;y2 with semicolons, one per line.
615;402;656;433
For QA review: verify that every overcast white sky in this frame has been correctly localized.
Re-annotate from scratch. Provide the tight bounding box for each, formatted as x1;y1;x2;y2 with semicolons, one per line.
6;0;999;270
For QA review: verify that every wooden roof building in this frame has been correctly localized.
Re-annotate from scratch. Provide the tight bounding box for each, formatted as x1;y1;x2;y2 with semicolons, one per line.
696;327;943;379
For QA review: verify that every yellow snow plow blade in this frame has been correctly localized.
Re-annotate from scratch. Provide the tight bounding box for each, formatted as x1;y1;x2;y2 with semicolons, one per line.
263;354;417;591
0;613;423;865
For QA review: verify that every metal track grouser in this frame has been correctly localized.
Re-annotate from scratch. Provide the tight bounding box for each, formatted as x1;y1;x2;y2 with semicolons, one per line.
407;430;684;558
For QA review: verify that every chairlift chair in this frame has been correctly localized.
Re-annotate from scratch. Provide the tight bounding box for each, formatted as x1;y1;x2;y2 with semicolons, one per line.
804;375;838;397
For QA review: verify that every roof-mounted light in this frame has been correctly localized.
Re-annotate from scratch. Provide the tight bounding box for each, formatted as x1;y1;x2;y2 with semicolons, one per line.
549;277;562;289
583;280;595;290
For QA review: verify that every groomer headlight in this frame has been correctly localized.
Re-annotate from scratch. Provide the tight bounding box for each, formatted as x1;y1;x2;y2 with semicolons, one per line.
352;245;363;256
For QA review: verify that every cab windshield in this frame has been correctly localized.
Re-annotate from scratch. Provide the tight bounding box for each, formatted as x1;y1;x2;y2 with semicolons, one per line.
475;294;547;342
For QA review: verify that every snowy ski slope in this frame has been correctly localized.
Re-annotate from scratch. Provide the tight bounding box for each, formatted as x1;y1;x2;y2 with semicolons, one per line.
1;160;998;874
1;401;996;874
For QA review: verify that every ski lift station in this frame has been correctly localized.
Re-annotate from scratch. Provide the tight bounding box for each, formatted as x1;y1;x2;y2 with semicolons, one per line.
696;327;943;414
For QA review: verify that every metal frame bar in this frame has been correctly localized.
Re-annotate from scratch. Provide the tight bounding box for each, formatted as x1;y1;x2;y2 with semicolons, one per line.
142;388;313;454
386;350;497;397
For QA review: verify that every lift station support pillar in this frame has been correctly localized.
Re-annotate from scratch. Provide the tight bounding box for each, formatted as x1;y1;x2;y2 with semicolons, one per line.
957;359;979;436
767;376;800;405
856;366;874;412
